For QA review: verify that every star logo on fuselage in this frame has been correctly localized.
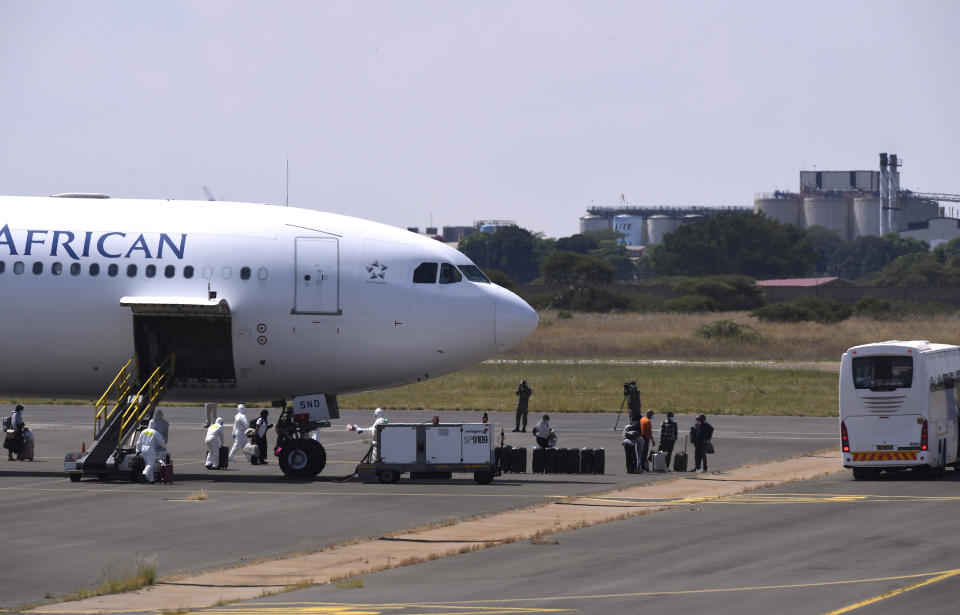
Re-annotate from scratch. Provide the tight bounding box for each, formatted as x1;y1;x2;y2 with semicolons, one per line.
366;260;388;280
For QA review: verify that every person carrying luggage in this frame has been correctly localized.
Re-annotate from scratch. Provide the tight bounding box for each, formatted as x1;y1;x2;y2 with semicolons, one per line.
251;410;273;465
204;417;225;469
622;420;642;474
533;414;552;448
638;410;655;472
513;380;533;432
3;405;25;461
136;419;166;483
658;412;678;468
691;414;715;473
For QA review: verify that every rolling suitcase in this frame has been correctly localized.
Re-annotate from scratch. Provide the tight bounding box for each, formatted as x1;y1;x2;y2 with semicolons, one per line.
651;451;667;472
545;447;559;473
157;461;173;484
218;445;229;470
510;446;526;473
565;448;580;474
19;439;34;461
673;436;689;472
580;448;594;474
532;447;546;473
556;447;568;473
497;445;512;473
592;448;605;474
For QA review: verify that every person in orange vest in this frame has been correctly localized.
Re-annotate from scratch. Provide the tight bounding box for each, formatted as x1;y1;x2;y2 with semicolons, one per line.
638;410;655;472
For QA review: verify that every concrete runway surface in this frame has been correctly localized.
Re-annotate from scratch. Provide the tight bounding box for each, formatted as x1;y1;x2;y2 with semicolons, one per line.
1;404;839;610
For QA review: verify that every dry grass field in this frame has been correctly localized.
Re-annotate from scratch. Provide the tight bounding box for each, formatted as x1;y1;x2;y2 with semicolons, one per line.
341;310;960;416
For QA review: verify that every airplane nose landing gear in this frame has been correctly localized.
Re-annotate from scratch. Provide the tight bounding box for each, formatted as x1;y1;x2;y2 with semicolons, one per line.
278;439;326;478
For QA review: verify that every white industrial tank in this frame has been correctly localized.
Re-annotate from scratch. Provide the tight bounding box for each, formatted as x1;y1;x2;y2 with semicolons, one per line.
579;214;612;234
613;214;644;246
802;197;851;240
645;215;681;245
852;197;881;239
755;196;802;226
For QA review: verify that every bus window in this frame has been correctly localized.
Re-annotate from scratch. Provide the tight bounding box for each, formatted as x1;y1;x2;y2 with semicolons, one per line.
853;356;913;390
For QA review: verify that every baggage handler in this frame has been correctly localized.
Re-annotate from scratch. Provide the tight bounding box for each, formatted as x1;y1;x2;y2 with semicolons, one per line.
533;414;552;448
638;410;655;472
513;380;533;432
136;419;166;483
658;412;678;468
691;414;715;473
622;420;642;473
229;404;250;462
204;417;225;469
349;408;388;462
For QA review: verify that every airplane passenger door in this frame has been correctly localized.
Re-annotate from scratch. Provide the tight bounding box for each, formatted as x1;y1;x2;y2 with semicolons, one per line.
294;237;340;315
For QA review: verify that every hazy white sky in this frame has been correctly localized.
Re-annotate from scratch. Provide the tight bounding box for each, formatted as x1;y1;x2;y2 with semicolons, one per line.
2;1;958;238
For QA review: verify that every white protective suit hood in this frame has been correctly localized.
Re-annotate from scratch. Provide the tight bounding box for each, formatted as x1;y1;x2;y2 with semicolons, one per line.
374;408;383;418
148;419;156;429
216;417;224;426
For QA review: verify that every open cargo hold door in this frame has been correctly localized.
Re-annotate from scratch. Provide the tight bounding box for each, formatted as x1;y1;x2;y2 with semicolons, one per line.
121;296;236;385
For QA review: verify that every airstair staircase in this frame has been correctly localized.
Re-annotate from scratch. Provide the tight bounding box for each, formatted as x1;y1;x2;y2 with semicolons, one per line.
79;354;175;475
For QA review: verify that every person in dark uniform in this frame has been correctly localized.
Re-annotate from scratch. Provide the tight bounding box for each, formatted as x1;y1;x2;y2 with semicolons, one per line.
513;380;532;432
622;419;642;474
4;405;25;461
658;412;679;468
626;382;642;423
275;407;296;449
691;414;715;473
251;409;273;465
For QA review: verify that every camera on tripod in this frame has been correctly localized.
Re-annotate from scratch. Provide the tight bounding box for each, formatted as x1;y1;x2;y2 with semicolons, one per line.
623;381;638;397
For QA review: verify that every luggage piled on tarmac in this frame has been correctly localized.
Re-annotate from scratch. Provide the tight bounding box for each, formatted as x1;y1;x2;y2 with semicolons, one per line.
522;447;605;474
495;445;528;473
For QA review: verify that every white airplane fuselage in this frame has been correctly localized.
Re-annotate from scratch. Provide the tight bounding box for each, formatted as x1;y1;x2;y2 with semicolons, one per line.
0;196;538;401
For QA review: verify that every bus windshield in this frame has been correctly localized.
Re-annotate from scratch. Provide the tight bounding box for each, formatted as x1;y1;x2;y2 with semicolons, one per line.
852;356;913;391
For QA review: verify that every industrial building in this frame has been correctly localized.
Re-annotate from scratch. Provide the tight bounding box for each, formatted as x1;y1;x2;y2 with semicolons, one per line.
755;154;960;246
580;153;959;249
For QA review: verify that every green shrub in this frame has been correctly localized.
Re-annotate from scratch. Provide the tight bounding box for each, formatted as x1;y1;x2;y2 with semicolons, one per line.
751;297;852;324
853;295;892;319
664;294;716;313
542;287;632;312
673;275;765;311
694;320;761;343
630;293;666;313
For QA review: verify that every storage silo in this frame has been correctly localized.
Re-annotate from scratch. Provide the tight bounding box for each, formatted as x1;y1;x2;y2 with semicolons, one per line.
755;195;802;227
645;215;681;245
579;214;612;234
613;214;644;246
802;197;851;240
852;197;881;239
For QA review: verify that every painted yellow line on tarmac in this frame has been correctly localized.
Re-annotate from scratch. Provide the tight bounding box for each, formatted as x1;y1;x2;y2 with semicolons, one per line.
195;606;567;614
823;567;960;614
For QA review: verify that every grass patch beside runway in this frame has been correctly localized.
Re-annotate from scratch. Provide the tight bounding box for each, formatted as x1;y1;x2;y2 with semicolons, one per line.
341;362;838;416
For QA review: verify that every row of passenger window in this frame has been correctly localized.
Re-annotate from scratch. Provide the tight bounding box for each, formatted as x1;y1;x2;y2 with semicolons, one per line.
0;261;268;281
413;262;490;284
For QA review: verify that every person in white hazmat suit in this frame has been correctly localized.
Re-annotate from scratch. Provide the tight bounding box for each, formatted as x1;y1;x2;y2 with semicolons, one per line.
349;408;387;462
152;409;170;445
229;404;250;462
205;417;225;469
136;419;166;483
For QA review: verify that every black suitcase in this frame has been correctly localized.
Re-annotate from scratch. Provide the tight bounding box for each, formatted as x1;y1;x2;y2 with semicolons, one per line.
497;445;512;473
545;447;559;473
593;448;605;474
555;447;568;473
510;446;526;473
218;445;229;469
580;448;594;474
673;436;689;472
532;447;546;473
565;448;580;474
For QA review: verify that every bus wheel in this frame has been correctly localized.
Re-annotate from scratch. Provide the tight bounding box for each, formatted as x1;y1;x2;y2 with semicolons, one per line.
852;468;873;480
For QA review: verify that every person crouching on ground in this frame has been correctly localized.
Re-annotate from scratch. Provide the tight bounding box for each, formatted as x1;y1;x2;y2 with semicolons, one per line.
533;414;551;448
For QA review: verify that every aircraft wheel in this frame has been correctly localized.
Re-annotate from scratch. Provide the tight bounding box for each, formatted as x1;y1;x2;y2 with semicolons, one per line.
378;469;400;484
279;440;326;478
68;474;81;483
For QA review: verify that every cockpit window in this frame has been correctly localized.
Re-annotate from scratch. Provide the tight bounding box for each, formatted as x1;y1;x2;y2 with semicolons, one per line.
439;263;462;284
413;262;438;283
458;265;490;283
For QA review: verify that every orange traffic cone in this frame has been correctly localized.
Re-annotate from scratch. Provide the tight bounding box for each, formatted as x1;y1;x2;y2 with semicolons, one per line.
81;441;86;453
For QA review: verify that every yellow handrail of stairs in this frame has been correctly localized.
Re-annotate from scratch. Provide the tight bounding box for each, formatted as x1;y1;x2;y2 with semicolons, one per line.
93;355;139;439
118;354;175;447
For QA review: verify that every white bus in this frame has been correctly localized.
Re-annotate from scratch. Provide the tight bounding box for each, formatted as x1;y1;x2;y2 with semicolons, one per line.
839;340;960;479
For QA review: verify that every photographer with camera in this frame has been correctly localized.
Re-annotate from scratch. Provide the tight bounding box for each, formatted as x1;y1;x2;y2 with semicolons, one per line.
513;379;533;432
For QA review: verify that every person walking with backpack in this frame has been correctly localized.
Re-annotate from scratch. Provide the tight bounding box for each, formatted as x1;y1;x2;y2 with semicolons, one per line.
690;414;715;473
658;412;679;468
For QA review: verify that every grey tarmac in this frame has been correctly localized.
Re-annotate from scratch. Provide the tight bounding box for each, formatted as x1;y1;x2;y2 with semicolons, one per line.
1;404;836;610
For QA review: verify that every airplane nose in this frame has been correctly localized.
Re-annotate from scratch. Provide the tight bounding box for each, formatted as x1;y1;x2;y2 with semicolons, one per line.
495;292;539;352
